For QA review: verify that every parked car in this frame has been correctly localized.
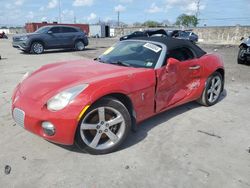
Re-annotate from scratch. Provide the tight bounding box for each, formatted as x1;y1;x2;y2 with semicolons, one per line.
120;29;168;41
12;37;224;154
168;30;199;43
0;32;8;39
238;36;250;64
12;25;89;54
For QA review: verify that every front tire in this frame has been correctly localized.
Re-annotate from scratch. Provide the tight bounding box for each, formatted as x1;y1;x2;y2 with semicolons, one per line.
30;42;44;54
75;97;131;154
198;72;223;106
238;47;246;64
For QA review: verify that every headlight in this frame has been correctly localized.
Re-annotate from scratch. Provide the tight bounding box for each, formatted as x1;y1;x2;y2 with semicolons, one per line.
19;36;28;41
47;84;88;111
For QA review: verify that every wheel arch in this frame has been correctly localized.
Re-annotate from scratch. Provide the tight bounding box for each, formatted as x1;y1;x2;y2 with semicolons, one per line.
239;43;248;49
215;68;225;91
82;93;137;132
74;38;85;45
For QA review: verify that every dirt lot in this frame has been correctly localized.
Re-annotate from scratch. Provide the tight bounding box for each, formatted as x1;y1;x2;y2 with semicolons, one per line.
0;38;250;188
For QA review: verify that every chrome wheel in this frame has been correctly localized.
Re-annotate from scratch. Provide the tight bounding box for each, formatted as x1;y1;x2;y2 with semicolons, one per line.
207;75;222;103
75;41;85;51
32;42;44;54
80;107;125;150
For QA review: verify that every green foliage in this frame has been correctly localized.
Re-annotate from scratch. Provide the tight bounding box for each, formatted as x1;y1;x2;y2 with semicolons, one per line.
175;14;199;27
142;20;160;28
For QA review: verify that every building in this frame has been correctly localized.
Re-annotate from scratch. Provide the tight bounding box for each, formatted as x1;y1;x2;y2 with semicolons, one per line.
89;24;110;38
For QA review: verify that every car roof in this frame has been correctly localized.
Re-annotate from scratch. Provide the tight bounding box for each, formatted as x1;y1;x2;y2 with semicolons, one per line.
130;36;206;58
49;25;80;30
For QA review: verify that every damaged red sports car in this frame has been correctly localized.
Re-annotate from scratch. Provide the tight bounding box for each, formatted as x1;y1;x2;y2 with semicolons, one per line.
12;37;225;154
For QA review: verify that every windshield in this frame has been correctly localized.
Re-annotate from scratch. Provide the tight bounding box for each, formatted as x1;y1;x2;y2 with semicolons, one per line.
99;41;163;68
179;31;191;38
35;26;51;34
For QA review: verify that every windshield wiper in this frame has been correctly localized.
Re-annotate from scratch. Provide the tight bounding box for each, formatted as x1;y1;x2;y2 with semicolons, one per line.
110;61;131;67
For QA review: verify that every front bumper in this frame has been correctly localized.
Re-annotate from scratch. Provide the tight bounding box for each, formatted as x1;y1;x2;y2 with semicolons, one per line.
12;41;29;51
11;89;86;145
243;48;250;61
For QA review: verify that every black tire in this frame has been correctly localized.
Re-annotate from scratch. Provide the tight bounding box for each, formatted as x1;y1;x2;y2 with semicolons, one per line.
30;42;44;54
197;72;223;106
75;97;131;154
237;47;246;64
74;40;85;51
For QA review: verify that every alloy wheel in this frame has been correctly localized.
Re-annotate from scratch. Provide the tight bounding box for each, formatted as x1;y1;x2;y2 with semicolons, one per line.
80;107;125;150
207;75;222;103
33;43;44;54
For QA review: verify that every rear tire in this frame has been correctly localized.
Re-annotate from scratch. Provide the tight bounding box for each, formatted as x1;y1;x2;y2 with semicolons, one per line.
75;40;85;51
30;42;44;54
197;72;223;106
75;97;131;154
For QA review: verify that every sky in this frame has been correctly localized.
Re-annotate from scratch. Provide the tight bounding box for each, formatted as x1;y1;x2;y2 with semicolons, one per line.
0;0;250;27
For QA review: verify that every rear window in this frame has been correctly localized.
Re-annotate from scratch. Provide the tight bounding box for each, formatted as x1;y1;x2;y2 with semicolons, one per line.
61;27;78;33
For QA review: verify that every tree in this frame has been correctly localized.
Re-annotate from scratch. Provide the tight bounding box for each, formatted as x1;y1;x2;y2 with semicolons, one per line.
133;22;142;27
142;20;160;28
175;14;199;27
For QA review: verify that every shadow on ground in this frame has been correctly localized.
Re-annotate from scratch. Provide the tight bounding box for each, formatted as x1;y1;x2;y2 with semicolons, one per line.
53;90;227;154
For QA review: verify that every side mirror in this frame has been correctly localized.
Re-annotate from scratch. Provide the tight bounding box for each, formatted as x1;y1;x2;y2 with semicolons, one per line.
48;31;53;34
166;58;180;71
167;58;180;66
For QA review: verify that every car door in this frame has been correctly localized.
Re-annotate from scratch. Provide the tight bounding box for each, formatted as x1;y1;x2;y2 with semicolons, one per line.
155;47;202;112
45;27;62;48
60;27;77;47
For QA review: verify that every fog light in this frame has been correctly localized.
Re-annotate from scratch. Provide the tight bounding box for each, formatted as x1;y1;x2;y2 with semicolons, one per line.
42;122;55;136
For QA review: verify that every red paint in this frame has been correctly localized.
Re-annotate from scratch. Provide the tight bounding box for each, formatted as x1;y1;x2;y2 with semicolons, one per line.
12;54;224;145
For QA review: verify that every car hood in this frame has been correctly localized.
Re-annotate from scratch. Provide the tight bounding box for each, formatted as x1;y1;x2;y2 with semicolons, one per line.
19;60;152;101
242;37;250;46
13;33;39;40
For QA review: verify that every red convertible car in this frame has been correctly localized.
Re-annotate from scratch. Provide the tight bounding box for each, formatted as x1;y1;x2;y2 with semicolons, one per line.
12;37;224;154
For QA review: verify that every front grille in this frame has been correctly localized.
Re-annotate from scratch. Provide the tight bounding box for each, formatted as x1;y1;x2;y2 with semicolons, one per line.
13;108;25;127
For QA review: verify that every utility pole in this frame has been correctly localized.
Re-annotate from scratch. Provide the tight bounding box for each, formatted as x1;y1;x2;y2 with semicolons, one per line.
58;0;62;23
196;0;201;18
117;11;120;27
74;15;76;24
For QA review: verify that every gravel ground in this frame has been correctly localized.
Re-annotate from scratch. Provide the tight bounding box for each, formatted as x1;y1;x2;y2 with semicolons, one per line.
0;38;250;188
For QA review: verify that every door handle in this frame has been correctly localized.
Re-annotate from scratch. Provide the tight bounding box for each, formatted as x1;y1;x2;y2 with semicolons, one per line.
189;65;200;70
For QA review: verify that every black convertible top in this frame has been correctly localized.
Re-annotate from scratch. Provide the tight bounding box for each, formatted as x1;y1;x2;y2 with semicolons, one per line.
132;36;206;58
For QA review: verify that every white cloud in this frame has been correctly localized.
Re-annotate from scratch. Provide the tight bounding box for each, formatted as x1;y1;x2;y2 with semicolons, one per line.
26;11;34;19
146;3;163;13
61;9;74;22
47;0;58;9
5;3;12;9
164;0;206;15
41;17;48;22
39;6;45;11
73;0;94;7
15;0;24;6
87;13;97;21
114;4;126;12
119;0;133;3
